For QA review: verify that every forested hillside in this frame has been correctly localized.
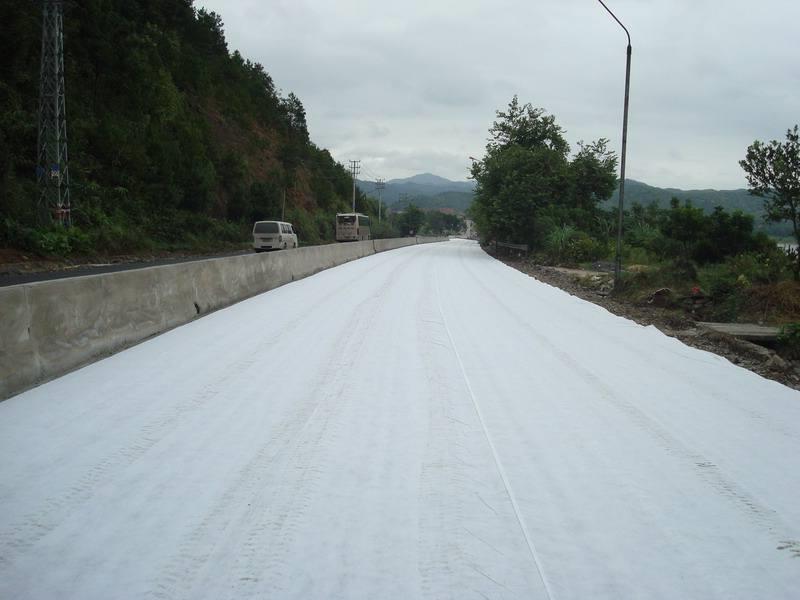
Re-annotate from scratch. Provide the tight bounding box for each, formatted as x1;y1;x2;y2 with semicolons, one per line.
0;0;368;255
606;180;792;237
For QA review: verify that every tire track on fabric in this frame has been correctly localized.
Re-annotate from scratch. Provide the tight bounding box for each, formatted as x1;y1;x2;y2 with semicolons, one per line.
432;259;556;600
150;249;419;600
0;248;418;577
475;252;800;446
457;246;796;547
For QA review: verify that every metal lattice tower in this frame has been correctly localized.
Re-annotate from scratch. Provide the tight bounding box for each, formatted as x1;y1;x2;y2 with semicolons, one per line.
36;0;70;227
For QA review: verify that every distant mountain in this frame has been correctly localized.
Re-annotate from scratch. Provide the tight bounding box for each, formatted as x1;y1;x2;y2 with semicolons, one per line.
357;173;475;212
358;174;792;237
607;180;754;212
391;191;474;213
388;173;474;189
607;180;792;236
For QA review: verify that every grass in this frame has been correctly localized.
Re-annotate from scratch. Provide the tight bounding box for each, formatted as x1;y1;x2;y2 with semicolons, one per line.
601;245;800;325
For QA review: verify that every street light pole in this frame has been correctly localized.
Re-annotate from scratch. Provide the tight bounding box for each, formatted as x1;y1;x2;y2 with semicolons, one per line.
597;0;631;287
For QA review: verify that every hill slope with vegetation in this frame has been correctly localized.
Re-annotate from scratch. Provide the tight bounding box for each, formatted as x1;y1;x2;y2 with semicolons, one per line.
606;180;792;237
470;96;799;333
0;0;376;256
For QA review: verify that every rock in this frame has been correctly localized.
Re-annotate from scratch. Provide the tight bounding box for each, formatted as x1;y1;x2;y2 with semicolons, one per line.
648;288;673;307
766;354;788;370
743;343;773;360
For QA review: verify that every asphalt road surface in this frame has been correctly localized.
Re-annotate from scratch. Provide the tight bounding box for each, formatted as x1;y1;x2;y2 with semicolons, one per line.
0;249;252;287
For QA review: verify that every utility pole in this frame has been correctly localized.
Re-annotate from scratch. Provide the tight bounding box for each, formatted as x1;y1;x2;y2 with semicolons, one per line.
348;160;360;212
281;188;286;221
597;0;632;287
376;178;385;222
37;0;71;227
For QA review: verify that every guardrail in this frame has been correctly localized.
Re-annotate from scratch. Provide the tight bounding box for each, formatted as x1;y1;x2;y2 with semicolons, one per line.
495;241;529;257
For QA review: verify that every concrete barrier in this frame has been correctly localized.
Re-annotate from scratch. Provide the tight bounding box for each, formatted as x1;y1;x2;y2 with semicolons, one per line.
289;240;373;280
416;236;449;245
373;237;416;252
0;237;447;400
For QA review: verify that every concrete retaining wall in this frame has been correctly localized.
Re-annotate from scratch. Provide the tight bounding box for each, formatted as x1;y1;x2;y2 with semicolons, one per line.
0;236;447;400
373;237;416;253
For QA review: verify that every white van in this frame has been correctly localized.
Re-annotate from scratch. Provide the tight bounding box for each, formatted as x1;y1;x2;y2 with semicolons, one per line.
252;221;298;252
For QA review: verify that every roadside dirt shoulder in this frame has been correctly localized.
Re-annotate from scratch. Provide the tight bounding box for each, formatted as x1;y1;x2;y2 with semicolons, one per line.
499;257;800;392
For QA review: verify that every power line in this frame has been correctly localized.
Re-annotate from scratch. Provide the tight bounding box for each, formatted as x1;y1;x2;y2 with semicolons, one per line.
361;164;381;181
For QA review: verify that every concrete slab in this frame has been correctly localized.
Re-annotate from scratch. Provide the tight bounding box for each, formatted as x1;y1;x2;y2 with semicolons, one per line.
698;322;780;343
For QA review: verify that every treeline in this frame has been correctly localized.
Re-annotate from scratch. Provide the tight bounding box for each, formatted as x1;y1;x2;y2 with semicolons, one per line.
0;0;371;255
370;205;464;239
470;97;794;272
625;200;774;267
605;180;793;238
469;97;799;322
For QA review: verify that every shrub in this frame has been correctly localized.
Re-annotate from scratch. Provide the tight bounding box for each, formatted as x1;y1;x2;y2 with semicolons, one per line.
725;251;792;285
28;226;92;256
622;244;658;266
744;281;800;323
371;219;399;240
1;218;38;251
313;211;335;242
544;225;576;256
647;233;684;261
93;220;150;253
626;222;660;248
286;207;321;245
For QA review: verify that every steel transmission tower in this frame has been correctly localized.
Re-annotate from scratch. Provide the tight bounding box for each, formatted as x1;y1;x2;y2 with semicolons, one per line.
36;0;71;226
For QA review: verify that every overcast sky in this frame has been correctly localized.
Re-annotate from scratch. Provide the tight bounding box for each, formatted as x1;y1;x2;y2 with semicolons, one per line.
197;0;798;189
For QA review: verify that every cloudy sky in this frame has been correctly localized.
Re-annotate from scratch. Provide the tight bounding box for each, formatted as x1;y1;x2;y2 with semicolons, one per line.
197;0;798;189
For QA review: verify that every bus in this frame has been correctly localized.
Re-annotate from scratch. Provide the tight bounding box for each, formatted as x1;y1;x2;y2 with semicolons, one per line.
336;213;371;241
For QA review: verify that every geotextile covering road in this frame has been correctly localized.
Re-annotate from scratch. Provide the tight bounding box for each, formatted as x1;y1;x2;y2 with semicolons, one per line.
1;239;799;599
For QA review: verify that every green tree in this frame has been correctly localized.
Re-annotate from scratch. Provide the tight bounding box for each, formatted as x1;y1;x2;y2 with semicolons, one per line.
470;96;616;248
697;206;758;263
740;125;800;278
425;211;463;235
487;95;569;155
395;204;425;236
661;199;707;259
470;97;569;244
568;139;618;219
0;0;358;254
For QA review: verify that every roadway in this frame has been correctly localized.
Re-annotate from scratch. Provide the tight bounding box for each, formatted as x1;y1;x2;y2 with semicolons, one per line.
1;239;799;599
0;249;252;287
